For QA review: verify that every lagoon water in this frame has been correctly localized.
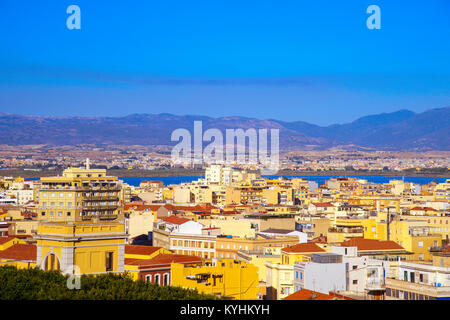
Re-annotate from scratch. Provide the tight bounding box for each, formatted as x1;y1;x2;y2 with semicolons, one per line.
121;175;449;187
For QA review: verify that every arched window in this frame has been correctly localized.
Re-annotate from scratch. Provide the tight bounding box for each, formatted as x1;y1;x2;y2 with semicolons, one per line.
44;253;60;271
154;274;160;285
145;274;152;282
163;273;169;286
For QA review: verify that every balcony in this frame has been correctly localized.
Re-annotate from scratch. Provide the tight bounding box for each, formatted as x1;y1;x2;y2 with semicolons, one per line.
98;214;118;221
366;277;385;291
385;278;450;297
83;196;119;201
82;205;118;211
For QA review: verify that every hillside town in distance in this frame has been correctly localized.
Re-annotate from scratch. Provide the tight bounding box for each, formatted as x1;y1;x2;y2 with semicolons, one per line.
0;144;449;174
0;157;449;300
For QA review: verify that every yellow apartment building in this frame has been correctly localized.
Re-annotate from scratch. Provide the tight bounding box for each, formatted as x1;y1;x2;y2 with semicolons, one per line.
265;262;295;300
359;218;442;261
237;248;282;282
216;234;298;260
34;165;128;275
327;218;365;243
280;243;327;264
197;216;256;238
171;258;259;300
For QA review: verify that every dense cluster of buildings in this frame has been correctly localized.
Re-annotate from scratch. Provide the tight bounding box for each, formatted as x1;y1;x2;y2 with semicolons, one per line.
1;145;448;173
0;163;449;300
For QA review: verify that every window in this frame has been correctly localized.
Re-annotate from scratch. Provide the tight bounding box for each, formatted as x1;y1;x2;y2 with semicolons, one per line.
145;275;152;282
154;274;160;285
353;280;358;285
418;241;423;247
51;193;55;197
163;273;169;286
418;254;424;260
58;212;62;217
67;212;71;216
60;193;64;197
41;212;45;216
352;265;357;270
105;252;113;271
42;202;46;208
386;288;391;296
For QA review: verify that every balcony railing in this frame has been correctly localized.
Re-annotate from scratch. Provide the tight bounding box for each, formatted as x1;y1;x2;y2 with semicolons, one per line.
385;278;450;297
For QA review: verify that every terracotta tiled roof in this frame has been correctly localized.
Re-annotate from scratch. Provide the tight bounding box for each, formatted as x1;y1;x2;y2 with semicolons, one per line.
220;210;239;215
0;236;17;245
282;243;325;254
164;204;216;214
125;245;163;255
0;244;36;261
162;215;191;225
125;254;202;268
310;235;328;244
283;289;335;300
124;204;163;211
312;202;334;207
341;238;405;251
410;206;437;212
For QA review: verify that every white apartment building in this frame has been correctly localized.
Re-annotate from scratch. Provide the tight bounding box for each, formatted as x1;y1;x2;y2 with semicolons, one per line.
385;254;450;300
152;215;217;259
293;246;390;299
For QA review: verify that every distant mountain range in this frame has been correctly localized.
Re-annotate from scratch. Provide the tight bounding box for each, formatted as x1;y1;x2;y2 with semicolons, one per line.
0;107;448;151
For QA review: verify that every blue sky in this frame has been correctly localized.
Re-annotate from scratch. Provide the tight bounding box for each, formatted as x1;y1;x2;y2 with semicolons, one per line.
0;0;449;125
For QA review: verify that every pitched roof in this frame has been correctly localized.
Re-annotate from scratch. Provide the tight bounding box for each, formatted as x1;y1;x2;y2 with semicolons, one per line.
410;206;437;212
0;236;18;245
125;253;202;268
0;244;36;261
162;215;191;225
310;235;328;244
341;238;405;251
283;289;335;300
124;204;164;211
125;245;163;255
312;202;334;207
282;243;325;254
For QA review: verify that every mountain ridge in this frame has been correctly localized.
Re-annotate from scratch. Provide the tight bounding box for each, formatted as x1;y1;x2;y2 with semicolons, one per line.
0;107;448;151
